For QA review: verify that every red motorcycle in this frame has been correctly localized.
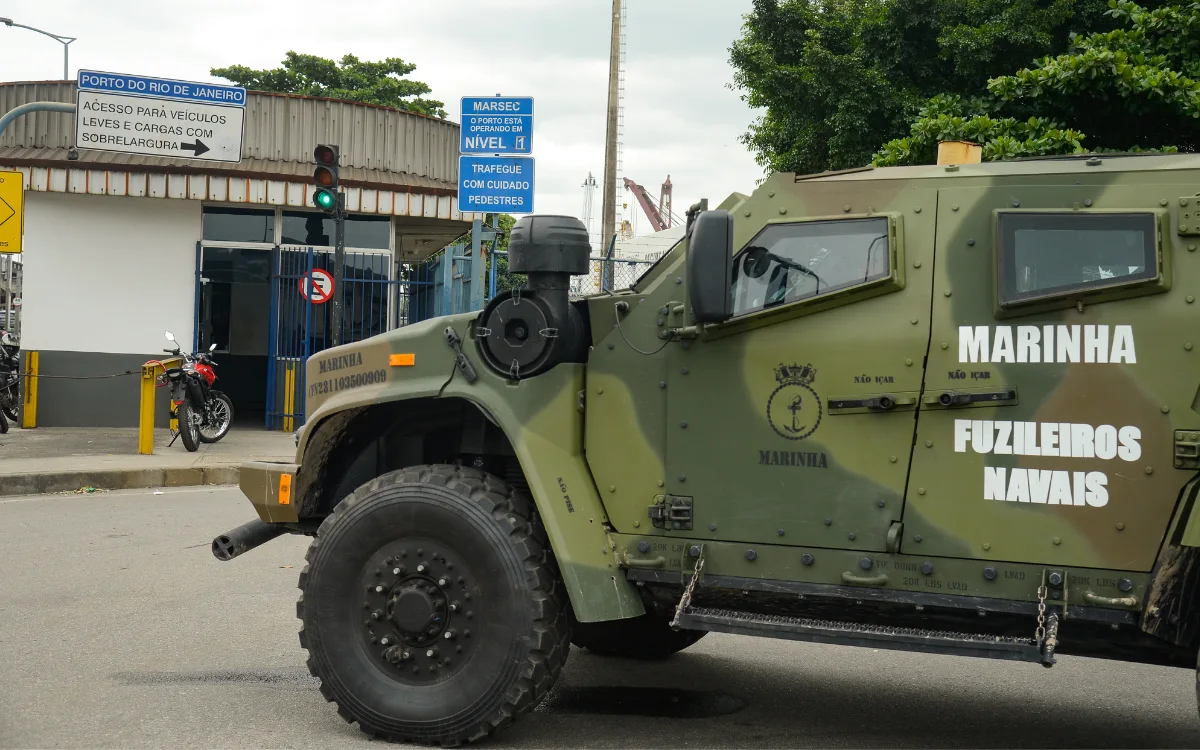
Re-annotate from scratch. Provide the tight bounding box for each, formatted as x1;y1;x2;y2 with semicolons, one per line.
156;330;234;452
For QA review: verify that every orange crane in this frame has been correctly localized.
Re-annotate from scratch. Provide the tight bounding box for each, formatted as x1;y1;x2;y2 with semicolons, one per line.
622;175;681;232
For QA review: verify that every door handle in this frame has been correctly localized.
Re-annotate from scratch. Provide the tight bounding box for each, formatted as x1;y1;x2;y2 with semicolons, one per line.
842;572;889;586
828;395;916;412
924;388;1017;408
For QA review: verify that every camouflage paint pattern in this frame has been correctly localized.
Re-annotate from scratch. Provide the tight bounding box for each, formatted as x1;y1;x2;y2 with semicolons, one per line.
246;314;645;623
238;153;1200;622
585;154;1200;613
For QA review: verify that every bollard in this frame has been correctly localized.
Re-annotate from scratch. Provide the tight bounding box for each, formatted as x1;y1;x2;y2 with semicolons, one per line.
139;357;183;455
138;364;156;455
21;351;37;428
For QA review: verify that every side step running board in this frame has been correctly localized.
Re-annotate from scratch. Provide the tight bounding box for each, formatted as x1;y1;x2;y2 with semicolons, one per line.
675;607;1047;664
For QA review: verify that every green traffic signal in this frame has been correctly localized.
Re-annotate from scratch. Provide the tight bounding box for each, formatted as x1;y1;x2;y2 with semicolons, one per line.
313;188;336;210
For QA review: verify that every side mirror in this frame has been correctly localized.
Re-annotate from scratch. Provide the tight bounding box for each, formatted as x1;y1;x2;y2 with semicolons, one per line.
165;330;176;343
209;343;217;352
685;209;734;324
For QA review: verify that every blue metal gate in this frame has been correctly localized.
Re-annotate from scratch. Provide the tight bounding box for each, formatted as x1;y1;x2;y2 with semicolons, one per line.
265;246;434;431
264;219;501;431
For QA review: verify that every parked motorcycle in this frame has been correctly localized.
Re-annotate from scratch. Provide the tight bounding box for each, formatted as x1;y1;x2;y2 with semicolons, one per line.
158;330;234;451
0;329;20;433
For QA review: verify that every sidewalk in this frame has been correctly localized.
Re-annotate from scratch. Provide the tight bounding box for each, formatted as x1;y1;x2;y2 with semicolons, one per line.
0;425;296;496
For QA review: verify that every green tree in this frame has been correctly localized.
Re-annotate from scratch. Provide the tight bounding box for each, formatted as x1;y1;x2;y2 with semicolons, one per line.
728;0;1143;175
211;52;446;118
873;0;1197;166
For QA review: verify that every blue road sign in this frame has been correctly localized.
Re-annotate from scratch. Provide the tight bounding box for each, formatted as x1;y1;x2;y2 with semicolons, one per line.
460;96;534;155
77;69;247;107
458;155;535;213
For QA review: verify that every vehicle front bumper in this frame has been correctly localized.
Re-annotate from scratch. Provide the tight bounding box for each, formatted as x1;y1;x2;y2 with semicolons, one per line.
239;460;301;524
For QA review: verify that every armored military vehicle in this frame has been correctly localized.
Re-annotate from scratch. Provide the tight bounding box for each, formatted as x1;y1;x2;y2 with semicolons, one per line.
213;152;1200;745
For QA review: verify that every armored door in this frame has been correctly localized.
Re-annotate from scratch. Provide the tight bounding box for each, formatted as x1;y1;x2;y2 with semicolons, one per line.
664;203;936;552
904;183;1189;572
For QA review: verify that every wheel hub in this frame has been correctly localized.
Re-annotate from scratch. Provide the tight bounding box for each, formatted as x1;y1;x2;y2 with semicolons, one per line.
359;542;480;683
387;579;447;640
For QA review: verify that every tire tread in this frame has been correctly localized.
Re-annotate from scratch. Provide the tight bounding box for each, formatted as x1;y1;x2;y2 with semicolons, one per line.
296;464;571;746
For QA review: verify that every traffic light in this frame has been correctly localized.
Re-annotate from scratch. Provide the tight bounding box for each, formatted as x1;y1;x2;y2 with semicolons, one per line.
313;144;339;213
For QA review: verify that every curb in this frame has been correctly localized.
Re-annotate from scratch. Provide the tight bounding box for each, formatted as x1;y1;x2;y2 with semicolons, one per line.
0;466;241;497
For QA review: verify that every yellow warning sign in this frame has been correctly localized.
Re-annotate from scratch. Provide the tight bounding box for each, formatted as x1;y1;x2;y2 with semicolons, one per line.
0;170;23;255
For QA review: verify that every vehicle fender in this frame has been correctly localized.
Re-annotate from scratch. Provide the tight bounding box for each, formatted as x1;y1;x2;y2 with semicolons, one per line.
295;315;468;461
293;316;645;624
1172;474;1200;547
440;356;646;624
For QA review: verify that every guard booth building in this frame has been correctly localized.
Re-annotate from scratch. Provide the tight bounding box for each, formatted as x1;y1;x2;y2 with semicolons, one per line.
0;80;485;429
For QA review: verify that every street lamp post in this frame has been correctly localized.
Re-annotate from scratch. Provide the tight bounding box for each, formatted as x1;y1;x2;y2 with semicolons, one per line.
0;18;76;80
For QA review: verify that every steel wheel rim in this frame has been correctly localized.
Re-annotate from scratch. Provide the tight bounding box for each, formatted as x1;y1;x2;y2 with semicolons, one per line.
200;398;230;440
357;538;481;684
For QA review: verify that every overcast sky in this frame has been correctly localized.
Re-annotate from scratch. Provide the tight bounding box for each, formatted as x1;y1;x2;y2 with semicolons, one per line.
2;0;766;239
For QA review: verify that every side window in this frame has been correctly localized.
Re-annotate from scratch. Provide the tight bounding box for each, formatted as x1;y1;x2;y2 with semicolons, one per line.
997;212;1158;306
731;217;891;317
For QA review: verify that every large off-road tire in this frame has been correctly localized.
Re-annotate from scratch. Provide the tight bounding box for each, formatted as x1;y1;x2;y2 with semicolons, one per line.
177;401;200;452
297;465;571;746
570;610;707;660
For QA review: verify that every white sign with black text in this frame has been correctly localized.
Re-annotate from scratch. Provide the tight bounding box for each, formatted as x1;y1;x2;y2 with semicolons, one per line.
74;70;247;163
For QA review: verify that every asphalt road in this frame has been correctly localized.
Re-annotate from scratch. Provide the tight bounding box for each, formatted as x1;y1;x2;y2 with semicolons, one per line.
3;486;1200;749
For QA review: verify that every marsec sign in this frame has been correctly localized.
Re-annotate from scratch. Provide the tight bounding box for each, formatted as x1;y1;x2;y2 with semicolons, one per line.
74;70;246;163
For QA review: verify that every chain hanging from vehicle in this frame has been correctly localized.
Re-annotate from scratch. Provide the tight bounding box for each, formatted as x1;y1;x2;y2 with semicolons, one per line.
671;545;705;629
1035;578;1059;667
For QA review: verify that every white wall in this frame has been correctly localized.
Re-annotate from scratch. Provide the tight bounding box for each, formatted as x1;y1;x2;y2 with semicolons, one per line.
23;192;200;353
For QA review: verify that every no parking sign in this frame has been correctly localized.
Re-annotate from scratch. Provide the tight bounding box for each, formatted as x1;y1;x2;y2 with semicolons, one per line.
299;269;335;304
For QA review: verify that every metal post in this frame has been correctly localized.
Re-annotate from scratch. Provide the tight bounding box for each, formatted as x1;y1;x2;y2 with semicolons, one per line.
469;218;486;312
0;20;76;80
603;233;617;293
331;192;346;347
3;257;11;334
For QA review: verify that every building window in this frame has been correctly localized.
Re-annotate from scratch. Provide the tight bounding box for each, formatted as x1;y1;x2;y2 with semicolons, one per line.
202;207;274;244
731;217;891;317
281;211;391;249
997;212;1158;305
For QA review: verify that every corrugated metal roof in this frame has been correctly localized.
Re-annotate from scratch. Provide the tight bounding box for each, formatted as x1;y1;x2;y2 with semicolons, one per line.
0;146;454;194
0;81;462;194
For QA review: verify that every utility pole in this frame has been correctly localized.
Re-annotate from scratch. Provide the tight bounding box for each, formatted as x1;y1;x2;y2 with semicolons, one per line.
600;0;622;292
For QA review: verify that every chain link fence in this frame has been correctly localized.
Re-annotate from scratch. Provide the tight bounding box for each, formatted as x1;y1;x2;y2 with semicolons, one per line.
488;251;659;300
